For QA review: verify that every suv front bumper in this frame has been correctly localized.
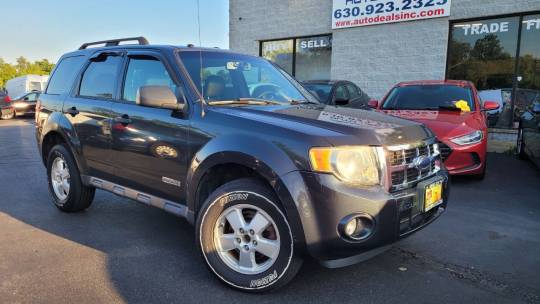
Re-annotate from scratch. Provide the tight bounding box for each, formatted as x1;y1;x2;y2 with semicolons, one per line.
280;169;449;267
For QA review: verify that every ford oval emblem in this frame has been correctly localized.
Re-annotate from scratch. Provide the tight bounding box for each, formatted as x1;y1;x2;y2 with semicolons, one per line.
413;156;431;171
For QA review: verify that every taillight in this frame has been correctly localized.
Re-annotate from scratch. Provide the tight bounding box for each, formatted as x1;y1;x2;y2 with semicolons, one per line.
5;96;11;102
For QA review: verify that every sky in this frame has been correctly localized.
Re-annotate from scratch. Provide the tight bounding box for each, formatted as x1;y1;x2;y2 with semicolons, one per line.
0;0;229;64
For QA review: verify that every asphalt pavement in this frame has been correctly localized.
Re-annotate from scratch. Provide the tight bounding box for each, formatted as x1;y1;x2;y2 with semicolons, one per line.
1;118;539;304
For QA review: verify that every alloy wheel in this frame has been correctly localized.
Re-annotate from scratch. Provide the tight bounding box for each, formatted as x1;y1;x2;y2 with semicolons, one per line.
214;204;280;275
51;157;71;200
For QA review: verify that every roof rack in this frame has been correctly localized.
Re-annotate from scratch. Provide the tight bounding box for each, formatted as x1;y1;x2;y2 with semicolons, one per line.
78;36;149;50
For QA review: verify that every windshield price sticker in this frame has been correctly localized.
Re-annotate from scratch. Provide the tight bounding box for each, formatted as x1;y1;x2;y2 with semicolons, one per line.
332;0;452;29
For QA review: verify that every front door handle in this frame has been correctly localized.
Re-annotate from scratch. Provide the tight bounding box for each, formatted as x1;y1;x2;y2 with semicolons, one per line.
65;107;79;116
114;114;132;125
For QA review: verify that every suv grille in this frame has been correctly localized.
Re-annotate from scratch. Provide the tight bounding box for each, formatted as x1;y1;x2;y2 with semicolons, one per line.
387;141;440;191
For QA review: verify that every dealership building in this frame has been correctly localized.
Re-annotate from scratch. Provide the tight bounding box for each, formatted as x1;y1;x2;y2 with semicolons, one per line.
229;0;540;129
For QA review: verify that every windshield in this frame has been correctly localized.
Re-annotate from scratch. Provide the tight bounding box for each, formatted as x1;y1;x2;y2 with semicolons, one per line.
382;85;475;111
302;83;332;102
179;51;318;104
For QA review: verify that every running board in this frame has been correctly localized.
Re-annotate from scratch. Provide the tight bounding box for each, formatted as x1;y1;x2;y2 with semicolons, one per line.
83;176;188;219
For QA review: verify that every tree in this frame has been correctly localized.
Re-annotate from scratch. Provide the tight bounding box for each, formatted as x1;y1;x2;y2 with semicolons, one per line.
0;56;54;89
471;34;510;61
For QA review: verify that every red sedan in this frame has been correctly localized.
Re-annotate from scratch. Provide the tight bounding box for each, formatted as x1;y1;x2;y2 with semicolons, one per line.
370;80;499;178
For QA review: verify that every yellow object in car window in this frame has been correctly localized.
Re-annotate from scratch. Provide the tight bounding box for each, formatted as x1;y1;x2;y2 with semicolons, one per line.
454;100;471;112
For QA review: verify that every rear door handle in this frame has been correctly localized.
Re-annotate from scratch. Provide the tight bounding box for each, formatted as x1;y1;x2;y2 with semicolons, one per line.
65;107;79;116
114;115;132;125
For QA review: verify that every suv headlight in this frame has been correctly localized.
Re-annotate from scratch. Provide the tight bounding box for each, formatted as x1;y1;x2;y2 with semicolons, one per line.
450;130;483;146
309;146;383;186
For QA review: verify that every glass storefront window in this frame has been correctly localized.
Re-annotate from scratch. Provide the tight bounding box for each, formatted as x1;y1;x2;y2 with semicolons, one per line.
448;17;520;128
449;17;519;90
295;35;332;81
516;15;540;121
261;39;294;75
261;35;332;81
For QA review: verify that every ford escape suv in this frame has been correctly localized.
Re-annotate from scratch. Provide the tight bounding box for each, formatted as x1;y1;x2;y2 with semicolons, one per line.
35;37;449;292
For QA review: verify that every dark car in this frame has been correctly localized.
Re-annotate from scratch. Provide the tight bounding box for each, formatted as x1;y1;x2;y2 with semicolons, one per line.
517;101;540;168
0;91;15;120
36;37;449;292
301;80;370;108
10;91;40;117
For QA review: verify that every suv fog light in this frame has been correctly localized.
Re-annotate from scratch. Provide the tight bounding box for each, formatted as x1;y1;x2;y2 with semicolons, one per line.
344;219;357;236
339;214;375;241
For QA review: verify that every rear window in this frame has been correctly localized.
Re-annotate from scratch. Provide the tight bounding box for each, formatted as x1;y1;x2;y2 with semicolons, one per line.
382;85;475;111
302;83;332;102
46;56;86;95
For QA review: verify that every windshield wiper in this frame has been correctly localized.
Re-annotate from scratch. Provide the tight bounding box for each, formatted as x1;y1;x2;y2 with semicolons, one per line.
290;100;318;105
207;98;281;106
437;105;462;112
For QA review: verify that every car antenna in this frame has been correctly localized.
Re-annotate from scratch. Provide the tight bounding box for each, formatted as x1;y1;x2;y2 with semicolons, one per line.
196;0;206;117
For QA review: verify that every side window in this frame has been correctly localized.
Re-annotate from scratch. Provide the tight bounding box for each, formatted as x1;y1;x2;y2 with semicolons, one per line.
346;83;370;105
346;84;360;99
79;55;122;99
46;56;86;95
123;56;177;103
25;93;37;101
334;85;348;100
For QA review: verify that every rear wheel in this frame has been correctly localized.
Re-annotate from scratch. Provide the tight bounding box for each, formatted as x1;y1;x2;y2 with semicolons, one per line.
196;178;302;292
1;108;15;120
46;144;95;212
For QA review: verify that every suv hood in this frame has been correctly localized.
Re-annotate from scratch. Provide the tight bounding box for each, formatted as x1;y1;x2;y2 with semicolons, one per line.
381;110;484;140
212;104;433;146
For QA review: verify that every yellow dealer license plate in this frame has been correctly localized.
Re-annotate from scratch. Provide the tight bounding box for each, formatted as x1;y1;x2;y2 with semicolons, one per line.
424;181;443;212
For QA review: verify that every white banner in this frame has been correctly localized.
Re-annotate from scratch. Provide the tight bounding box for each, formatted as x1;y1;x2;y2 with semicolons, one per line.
332;0;452;29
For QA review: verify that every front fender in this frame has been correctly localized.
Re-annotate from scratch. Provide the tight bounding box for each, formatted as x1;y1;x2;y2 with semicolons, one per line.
186;134;308;247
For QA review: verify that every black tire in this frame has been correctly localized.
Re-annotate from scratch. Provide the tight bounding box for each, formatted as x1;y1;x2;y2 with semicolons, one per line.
46;144;95;212
517;124;527;160
196;178;303;292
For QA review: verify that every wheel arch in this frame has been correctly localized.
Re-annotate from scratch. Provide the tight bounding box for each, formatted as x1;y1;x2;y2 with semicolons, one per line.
186;138;307;249
40;112;88;175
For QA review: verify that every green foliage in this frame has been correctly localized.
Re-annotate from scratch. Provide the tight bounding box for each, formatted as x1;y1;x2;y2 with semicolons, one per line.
0;57;55;88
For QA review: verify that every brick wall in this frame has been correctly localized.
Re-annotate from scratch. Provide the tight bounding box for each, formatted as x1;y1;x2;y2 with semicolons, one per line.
230;0;540;98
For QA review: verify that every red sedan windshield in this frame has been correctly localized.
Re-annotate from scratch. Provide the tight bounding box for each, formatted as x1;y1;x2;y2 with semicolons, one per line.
382;85;475;111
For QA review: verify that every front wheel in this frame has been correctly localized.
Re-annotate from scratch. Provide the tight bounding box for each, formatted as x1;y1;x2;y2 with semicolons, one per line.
196;178;302;292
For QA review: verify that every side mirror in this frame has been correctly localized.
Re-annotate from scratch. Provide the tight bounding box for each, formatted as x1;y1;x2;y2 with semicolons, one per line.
482;101;500;111
334;97;349;106
137;85;184;111
368;99;379;108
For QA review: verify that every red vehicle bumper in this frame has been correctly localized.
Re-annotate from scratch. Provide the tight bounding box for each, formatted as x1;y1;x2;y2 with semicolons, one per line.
440;139;487;175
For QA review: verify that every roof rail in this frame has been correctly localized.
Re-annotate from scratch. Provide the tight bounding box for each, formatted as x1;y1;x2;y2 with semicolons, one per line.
78;36;149;50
